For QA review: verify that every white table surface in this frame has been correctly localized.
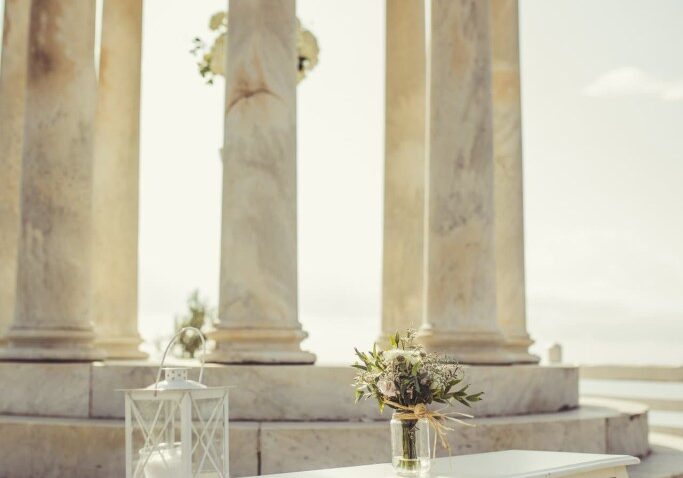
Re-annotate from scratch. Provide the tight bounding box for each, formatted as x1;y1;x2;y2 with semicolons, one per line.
249;450;640;478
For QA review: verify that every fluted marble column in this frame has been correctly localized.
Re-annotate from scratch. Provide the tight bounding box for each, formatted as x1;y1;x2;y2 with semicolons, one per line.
0;0;30;343
208;0;315;363
379;0;426;345
92;0;146;359
490;0;538;363
0;0;104;361
418;0;509;364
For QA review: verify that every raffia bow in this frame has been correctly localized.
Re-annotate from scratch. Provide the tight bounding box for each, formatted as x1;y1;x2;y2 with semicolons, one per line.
384;400;475;457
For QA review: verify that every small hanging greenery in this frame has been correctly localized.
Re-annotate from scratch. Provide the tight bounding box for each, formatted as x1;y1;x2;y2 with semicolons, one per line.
173;290;215;358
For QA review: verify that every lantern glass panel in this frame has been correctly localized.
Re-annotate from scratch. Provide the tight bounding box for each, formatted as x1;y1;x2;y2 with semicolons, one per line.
190;394;229;476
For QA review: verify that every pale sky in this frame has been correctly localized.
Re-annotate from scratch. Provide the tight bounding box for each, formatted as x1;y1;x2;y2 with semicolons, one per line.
1;0;682;365
520;0;683;364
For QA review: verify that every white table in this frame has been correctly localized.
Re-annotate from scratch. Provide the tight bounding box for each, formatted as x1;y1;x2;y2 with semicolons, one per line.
250;450;640;478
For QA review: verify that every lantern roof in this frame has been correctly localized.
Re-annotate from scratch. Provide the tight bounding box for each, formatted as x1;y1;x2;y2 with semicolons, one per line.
146;367;206;391
119;367;231;397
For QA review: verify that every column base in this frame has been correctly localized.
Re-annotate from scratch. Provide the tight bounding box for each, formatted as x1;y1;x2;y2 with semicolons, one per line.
417;328;513;364
95;336;148;360
504;334;540;364
207;327;316;364
0;328;105;361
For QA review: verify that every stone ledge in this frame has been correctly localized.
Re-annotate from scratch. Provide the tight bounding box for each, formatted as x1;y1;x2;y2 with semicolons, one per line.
260;404;647;474
0;361;90;417
630;433;683;478
0;361;579;420
0;415;259;478
0;403;646;477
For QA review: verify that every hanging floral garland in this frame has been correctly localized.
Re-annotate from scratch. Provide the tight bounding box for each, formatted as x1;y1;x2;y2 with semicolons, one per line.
191;11;320;85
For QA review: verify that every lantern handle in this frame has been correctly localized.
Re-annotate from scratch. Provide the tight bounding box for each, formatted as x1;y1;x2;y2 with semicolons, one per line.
154;326;207;392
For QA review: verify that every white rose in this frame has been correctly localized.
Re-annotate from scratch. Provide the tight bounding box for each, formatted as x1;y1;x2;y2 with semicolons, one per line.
377;379;398;398
200;13;318;84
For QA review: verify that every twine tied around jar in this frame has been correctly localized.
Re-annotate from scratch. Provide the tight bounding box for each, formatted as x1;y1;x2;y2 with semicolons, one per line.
384;400;475;457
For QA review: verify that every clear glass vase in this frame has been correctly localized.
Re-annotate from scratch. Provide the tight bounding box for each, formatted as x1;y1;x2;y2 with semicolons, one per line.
390;412;431;477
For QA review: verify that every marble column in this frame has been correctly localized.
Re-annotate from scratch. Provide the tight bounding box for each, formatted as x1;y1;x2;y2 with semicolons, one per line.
418;0;509;364
379;0;426;346
207;0;315;363
0;0;30;343
490;0;538;363
92;0;146;359
0;0;104;361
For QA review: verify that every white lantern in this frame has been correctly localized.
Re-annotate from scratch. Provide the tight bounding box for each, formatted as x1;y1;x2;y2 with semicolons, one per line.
122;328;230;478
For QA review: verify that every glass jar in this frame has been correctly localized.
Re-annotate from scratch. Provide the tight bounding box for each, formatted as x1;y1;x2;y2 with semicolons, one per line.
390;412;431;476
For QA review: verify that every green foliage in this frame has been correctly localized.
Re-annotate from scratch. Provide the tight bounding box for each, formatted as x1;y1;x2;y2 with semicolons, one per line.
190;37;215;85
173;290;215;358
352;330;484;412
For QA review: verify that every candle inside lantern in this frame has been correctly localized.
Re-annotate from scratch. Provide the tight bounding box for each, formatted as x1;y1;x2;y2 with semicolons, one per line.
141;443;182;478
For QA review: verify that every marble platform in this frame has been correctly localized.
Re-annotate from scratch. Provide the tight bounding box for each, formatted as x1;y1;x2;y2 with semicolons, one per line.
0;401;648;478
0;361;578;420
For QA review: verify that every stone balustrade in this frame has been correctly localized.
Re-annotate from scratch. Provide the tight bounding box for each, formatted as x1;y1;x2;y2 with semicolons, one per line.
0;0;537;365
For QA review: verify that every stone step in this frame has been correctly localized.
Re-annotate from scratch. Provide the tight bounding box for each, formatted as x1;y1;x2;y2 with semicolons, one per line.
0;402;648;478
259;402;649;475
581;365;683;382
579;397;650;458
0;361;578;420
630;433;683;478
651;426;683;437
584;395;683;413
649;411;683;437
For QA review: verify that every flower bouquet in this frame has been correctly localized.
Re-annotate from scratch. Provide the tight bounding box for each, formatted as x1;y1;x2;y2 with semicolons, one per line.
352;331;483;477
191;11;319;85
